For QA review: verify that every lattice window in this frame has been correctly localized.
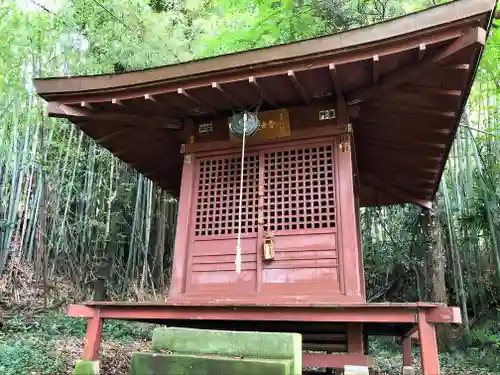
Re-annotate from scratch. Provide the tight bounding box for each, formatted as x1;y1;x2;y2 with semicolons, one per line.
195;154;259;236
263;144;336;231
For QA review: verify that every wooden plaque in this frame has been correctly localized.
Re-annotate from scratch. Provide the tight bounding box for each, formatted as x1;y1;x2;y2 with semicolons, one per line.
229;108;291;143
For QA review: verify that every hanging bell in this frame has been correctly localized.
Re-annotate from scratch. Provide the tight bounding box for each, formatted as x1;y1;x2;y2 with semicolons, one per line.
229;111;260;138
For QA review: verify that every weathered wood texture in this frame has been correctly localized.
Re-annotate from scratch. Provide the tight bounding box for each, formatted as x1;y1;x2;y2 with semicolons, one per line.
170;123;363;304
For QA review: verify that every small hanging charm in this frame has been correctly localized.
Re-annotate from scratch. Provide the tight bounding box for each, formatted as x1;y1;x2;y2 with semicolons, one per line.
263;232;275;261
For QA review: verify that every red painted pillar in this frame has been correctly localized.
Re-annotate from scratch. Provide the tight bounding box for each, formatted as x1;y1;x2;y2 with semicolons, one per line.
403;334;413;367
347;323;365;354
418;311;440;375
83;310;103;361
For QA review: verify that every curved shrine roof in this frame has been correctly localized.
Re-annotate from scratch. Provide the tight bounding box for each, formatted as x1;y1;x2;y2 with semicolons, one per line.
34;0;497;207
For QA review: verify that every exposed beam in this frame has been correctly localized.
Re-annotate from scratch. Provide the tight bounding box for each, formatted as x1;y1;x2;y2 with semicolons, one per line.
48;102;182;130
113;134;171;160
287;70;310;104
367;101;456;118
447;63;470;70
95;129;128;144
81;101;92;109
372;55;380;84
356;135;447;153
248;76;278;107
361;173;433;209
355;120;452;143
346;27;485;104
397;84;462;97
358;164;439;181
212;82;243;108
426;306;462;324
328;63;343;99
144;93;157;102
358;106;455;131
361;170;436;188
328;63;348;121
177;88;215;114
418;43;426;61
358;154;441;175
363;171;436;193
111;98;123;106
142;164;172;177
359;145;442;162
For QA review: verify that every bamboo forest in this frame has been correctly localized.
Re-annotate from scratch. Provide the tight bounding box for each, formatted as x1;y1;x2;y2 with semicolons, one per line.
1;0;500;374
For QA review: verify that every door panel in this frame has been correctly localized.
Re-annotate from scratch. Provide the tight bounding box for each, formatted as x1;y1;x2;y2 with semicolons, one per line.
186;152;259;295
260;141;340;297
185;140;342;299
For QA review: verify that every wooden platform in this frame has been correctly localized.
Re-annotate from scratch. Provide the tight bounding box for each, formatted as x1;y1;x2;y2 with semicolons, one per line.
69;301;460;373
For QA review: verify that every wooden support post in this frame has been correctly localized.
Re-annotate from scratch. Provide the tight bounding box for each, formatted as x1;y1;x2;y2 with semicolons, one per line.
83;311;103;361
348;323;365;354
403;334;413;367
418;311;440;375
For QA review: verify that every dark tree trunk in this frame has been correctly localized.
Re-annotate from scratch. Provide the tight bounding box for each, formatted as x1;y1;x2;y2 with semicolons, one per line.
421;205;454;350
93;165;125;301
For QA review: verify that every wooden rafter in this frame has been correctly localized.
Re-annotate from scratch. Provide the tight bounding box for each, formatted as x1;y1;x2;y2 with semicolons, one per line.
361;173;433;209
287;70;310;104
48;102;183;129
249;76;278;107
346;27;486;104
358;106;455;130
397;84;461;97
95;129;128;144
367;101;456;118
177;88;215;114
360;168;436;187
356;135;447;152
358;164;439;181
418;43;426;61
144;93;156;102
355;119;452;139
115;134;172;161
372;55;380;84
328;63;348;121
212;82;243;108
328;63;343;99
360;145;442;161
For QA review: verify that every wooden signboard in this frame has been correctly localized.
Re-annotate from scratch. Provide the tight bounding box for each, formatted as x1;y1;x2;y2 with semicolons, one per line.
229;108;291;143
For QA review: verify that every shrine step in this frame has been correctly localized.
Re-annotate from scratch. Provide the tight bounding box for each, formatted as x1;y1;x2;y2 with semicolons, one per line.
130;352;293;375
144;326;302;375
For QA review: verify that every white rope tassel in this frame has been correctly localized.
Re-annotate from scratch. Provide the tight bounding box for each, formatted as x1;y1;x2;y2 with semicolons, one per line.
235;113;248;274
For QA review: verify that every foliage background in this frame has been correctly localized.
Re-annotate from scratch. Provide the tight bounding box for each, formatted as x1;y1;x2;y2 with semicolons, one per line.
1;1;500;371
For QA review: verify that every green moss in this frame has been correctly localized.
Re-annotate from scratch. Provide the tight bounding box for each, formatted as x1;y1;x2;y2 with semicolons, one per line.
73;360;98;375
152;327;302;374
130;352;291;375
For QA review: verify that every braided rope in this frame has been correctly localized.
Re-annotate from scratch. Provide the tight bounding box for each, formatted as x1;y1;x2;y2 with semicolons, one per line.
235;113;247;273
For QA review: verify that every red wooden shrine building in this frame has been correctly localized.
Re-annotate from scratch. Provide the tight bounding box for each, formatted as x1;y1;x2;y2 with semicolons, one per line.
34;1;497;374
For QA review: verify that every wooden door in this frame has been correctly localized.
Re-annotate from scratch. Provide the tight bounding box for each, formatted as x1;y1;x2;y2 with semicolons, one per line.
259;141;341;298
182;136;361;302
185;152;260;295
